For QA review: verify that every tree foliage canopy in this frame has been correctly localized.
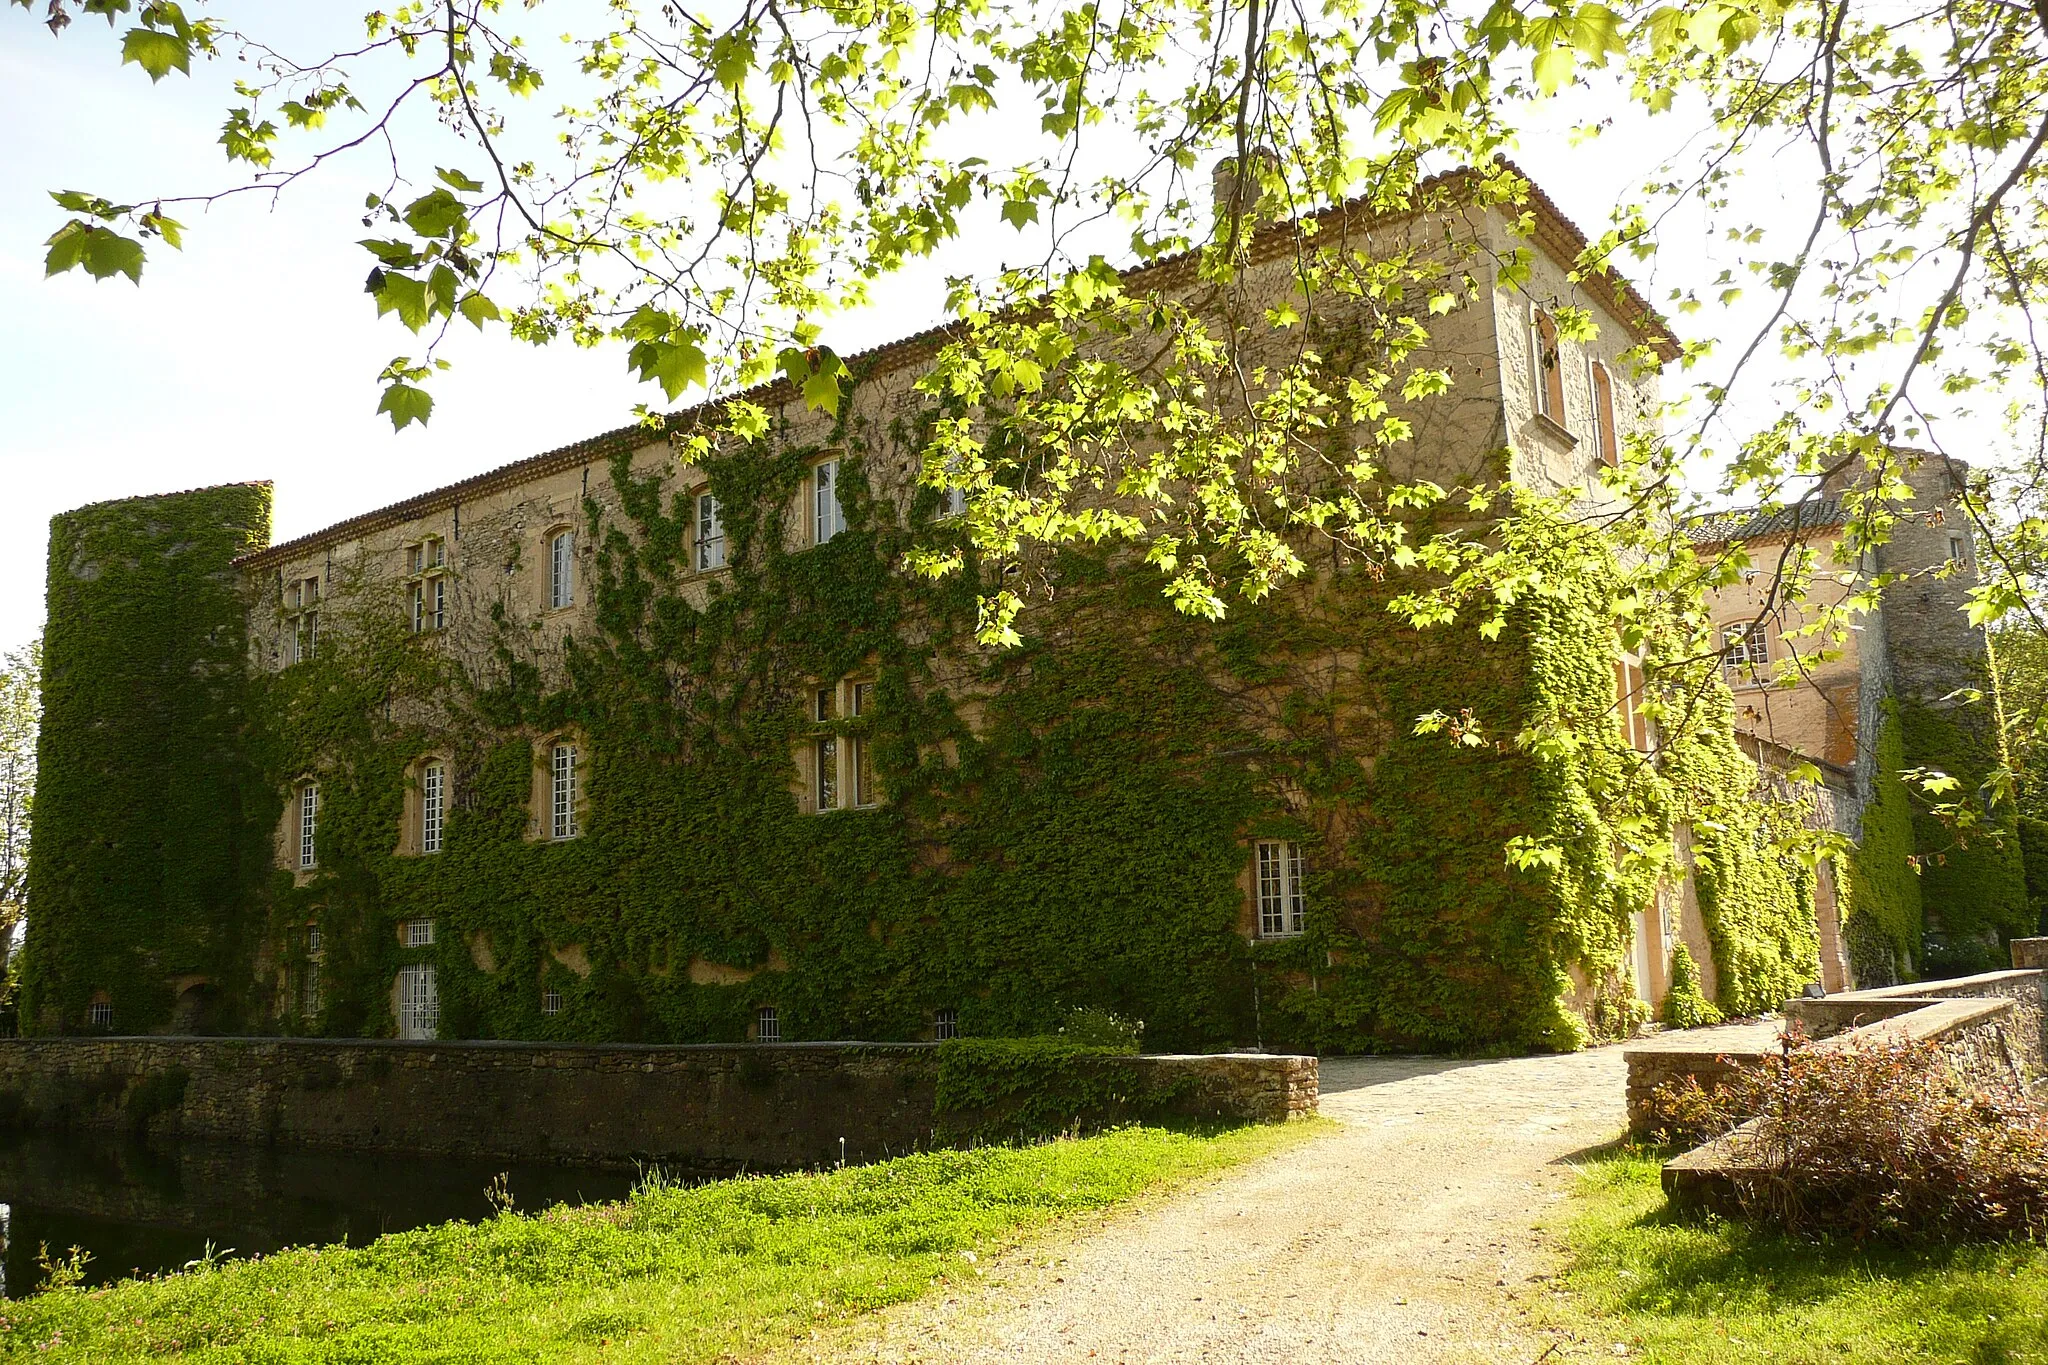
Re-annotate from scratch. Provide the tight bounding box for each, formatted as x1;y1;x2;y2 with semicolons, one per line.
14;0;2048;839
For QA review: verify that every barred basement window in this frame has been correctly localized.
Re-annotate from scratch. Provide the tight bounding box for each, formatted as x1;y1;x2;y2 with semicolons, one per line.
812;458;844;544
541;987;563;1016
551;743;580;839
398;963;439;1040
756;1006;781;1042
420;761;445;854
696;492;726;570
549;529;576;609
298;783;319;869
304;924;323;1016
404;917;436;948
1255;840;1306;938
88;1001;113;1029
933;1008;958;1041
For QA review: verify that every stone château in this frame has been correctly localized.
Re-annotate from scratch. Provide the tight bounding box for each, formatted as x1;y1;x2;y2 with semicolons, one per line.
22;168;1990;1050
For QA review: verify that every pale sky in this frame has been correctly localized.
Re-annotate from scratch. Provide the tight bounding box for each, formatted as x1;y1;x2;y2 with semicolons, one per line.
0;13;1837;658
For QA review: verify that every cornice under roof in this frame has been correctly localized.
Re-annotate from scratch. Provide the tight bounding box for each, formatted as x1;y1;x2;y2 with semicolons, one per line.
235;161;1676;572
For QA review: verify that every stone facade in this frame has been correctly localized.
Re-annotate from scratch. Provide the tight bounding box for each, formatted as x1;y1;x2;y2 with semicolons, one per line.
26;167;1754;1053
0;1037;1315;1169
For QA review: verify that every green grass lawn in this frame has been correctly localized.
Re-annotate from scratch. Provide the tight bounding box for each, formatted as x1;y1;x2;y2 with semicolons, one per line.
0;1122;1316;1362
1557;1151;2048;1363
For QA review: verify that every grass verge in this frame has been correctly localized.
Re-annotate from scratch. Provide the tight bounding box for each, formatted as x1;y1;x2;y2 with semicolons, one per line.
0;1121;1319;1362
1555;1150;2048;1363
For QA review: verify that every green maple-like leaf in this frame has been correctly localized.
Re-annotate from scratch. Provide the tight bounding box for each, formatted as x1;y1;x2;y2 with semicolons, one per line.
377;382;434;431
43;222;145;284
121;27;191;82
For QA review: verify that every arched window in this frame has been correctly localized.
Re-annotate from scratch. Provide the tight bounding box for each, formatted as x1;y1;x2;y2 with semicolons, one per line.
1590;361;1619;467
1531;309;1566;425
549;528;576;609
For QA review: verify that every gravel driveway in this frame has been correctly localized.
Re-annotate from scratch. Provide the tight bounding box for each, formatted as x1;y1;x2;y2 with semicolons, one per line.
808;1046;1635;1364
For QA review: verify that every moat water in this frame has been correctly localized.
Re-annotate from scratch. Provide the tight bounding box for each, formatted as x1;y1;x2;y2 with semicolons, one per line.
0;1131;638;1296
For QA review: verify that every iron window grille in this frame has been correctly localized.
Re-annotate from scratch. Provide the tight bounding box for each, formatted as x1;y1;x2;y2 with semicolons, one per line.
398;963;439;1039
405;917;436;948
934;1008;959;1041
541;987;563;1015
756;1006;781;1042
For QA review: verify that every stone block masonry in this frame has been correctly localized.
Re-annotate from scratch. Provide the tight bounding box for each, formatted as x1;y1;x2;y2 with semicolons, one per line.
0;1038;1316;1171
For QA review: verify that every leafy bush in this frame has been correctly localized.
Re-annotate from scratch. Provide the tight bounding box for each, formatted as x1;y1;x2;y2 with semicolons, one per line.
1651;1035;2048;1239
1659;944;1723;1029
1056;1006;1144;1053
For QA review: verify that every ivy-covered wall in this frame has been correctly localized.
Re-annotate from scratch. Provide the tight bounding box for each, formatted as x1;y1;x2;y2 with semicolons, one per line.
23;433;1833;1052
19;484;274;1035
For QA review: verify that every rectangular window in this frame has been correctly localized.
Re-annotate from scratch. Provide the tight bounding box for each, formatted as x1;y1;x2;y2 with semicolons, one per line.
304;610;318;658
1255;840;1306;937
813;459;844;544
429;538;445;568
851;737;876;808
410;582;426;634
307;926;323;956
1721;623;1770;684
816;736;839;811
303;959;322;1017
850;681;873;717
407;543;423;575
88;1000;113;1029
541;987;563;1016
1531;309;1565;425
421;762;445;854
550;530;575;608
298;784;319;869
1590;361;1619;467
552;743;580;839
696;493;726;571
934;1007;958;1041
431;576;446;631
1614;657;1657;752
404;917;436;948
1949;534;1968;566
398;963;440;1040
816;686;835;722
942;485;968;518
756;1005;781;1043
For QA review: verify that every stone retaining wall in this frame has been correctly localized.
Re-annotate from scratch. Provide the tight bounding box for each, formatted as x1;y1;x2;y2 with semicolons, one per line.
0;1037;1315;1170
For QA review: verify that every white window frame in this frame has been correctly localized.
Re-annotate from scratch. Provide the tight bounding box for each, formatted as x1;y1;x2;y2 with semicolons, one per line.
813;458;844;544
1722;622;1771;684
810;679;880;812
398;962;440;1040
420;761;445;854
541;986;563;1016
549;529;576;609
1255;840;1306;938
298;783;319;869
756;1005;781;1042
696;492;726;570
551;742;580;840
431;575;447;631
404;917;436;948
410;581;426;634
934;1007;959;1041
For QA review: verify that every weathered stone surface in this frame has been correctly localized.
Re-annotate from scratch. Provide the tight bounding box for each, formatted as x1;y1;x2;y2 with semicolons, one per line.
0;1038;1316;1170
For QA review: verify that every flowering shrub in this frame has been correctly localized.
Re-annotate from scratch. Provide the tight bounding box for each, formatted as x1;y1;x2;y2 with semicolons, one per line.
1652;1035;2048;1239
